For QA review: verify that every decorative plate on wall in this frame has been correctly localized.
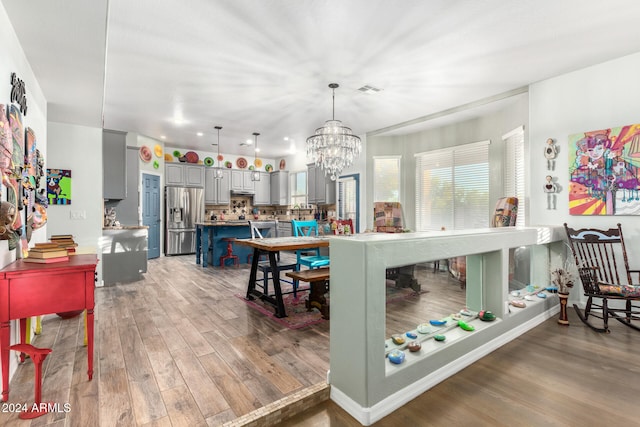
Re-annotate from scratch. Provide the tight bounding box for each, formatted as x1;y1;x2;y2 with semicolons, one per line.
204;157;214;166
236;157;248;169
265;164;273;172
225;161;232;168
154;144;163;158
139;145;152;162
279;159;286;170
164;153;173;162
185;151;199;163
217;154;224;161
254;158;263;168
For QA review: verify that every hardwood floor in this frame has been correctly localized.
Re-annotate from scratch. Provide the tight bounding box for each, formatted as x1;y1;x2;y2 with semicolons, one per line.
3;255;637;426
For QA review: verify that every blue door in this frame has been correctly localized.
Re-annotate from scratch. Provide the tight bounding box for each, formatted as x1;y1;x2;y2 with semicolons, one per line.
142;174;161;259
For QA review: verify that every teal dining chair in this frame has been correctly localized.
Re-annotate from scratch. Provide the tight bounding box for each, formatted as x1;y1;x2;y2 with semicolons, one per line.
291;219;330;269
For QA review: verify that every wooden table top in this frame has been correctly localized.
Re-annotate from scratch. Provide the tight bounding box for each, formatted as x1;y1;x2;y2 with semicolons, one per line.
286;267;330;282
234;236;330;252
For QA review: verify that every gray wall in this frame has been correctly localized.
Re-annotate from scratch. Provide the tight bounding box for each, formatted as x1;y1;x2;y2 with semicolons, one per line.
366;93;529;231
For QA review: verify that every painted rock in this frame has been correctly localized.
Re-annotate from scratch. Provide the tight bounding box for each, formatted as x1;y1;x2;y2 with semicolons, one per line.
407;341;421;352
434;334;446;342
546;286;558;293
391;334;405;345
524;295;534;301
537;292;547;299
417;323;431;334
429;319;447;326
388;349;405;364
511;290;521;297
406;331;418;339
458;320;475;331
510;300;526;308
459;308;472;316
478;310;496;321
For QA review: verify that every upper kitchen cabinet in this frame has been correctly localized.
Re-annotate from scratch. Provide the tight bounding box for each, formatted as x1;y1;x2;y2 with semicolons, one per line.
253;172;271;205
165;163;205;187
205;168;230;204
231;170;255;193
103;129;127;200
270;171;289;205
307;164;336;205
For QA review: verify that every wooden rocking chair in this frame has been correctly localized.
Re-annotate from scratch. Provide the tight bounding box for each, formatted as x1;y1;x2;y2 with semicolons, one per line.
564;223;640;333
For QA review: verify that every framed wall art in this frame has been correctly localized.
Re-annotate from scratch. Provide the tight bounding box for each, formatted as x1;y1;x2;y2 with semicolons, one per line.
47;168;72;205
568;123;640;215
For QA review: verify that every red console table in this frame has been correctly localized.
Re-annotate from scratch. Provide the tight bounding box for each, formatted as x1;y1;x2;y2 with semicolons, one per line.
0;254;98;402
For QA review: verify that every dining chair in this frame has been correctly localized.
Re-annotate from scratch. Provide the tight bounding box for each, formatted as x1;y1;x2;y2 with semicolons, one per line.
248;220;298;297
291;219;330;269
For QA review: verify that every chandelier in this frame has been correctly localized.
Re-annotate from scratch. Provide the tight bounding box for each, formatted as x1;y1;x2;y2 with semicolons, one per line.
213;126;224;179
306;83;361;181
251;132;261;181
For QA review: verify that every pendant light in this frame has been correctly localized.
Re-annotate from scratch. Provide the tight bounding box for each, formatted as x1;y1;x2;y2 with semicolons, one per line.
306;83;361;181
213;126;224;179
251;132;261;181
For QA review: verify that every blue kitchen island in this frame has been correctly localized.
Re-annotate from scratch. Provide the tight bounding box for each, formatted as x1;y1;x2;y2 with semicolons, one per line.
195;221;254;267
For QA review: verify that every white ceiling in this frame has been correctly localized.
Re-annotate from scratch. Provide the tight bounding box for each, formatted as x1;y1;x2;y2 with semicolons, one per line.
4;0;640;158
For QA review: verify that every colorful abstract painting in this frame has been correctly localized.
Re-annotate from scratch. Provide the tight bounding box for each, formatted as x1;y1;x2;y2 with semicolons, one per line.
47;168;72;205
569;124;640;215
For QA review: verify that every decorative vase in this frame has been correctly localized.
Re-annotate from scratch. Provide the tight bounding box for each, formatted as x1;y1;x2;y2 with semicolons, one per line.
558;292;570;325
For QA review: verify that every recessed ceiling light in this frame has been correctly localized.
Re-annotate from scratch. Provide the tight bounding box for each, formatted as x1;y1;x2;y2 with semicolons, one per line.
160;135;166;140
246;139;253;145
283;136;289;141
197;132;203;136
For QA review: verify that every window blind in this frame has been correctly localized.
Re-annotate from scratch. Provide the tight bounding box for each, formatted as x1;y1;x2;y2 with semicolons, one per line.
502;126;525;226
415;141;490;231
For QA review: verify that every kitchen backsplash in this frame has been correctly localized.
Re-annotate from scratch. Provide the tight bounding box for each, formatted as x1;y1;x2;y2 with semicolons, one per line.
205;196;335;222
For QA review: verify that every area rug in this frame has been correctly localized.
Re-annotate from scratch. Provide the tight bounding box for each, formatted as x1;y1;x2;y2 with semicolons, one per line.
236;283;423;330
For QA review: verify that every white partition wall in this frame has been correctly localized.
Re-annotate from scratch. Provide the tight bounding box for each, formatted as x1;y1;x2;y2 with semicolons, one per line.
328;226;565;425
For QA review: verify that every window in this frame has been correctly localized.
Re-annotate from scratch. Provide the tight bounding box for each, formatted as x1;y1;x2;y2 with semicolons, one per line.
290;171;307;207
373;156;401;202
415;141;490;231
503;126;525;226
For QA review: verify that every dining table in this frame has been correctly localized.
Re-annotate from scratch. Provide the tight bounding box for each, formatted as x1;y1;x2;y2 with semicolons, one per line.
234;236;330;318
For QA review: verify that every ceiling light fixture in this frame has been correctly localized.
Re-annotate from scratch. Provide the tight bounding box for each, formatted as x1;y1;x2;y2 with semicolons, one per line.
251;132;261;181
213;126;224;179
306;83;361;180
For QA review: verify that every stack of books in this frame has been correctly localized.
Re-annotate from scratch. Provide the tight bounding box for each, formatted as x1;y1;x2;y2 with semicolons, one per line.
24;242;70;263
50;234;78;255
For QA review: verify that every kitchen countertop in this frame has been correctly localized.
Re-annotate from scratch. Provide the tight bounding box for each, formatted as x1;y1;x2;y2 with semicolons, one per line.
196;221;250;226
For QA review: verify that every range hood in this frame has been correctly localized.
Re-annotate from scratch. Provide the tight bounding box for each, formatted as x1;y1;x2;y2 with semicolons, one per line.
231;189;255;195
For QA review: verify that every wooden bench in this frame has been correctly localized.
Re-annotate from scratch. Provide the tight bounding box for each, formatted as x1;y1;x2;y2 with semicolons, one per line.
286;267;330;319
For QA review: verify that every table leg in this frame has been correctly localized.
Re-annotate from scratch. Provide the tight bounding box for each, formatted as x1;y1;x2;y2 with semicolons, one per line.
269;252;287;318
1;320;9;401
19;318;27;362
245;247;260;300
87;308;94;380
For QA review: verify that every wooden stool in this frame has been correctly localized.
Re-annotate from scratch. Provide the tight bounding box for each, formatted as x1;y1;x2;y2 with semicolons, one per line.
10;343;52;419
220;238;239;268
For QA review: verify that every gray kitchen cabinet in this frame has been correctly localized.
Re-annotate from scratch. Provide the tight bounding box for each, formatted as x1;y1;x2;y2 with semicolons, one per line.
103;129;127;199
205;168;230;204
270;171;289;205
307;164;336;205
253;172;271;205
231;170;255;192
165;163;205;187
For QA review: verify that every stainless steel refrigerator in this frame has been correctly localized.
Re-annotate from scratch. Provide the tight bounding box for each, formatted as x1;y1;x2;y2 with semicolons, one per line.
165;186;204;255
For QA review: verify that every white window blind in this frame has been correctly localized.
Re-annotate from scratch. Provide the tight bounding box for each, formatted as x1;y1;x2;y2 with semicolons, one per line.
502;126;525;226
373;156;401;202
415;141;490;231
